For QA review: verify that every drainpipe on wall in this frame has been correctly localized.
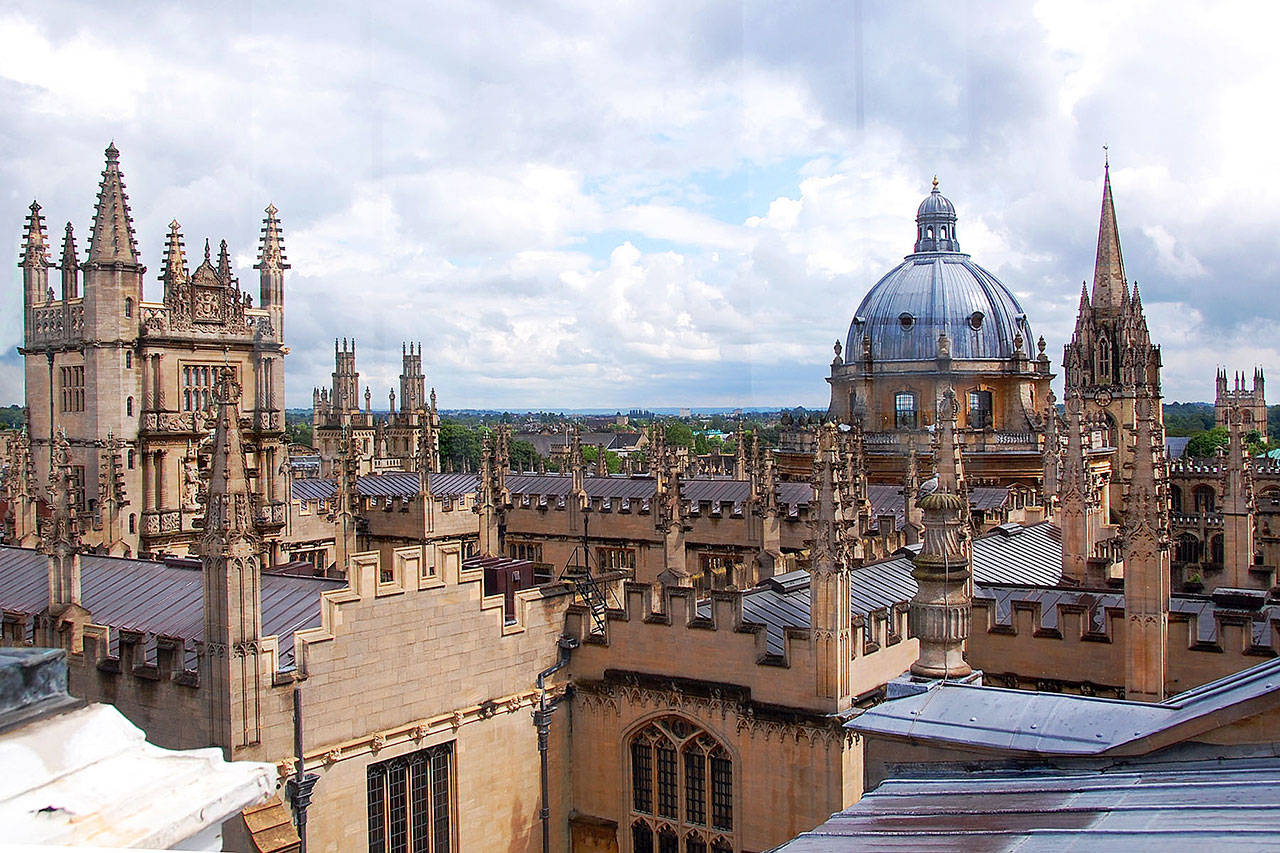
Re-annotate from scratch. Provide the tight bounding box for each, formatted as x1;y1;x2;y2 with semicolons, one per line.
534;635;579;853
286;685;319;853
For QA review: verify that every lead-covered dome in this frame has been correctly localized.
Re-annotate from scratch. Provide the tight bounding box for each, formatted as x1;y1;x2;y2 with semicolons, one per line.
845;181;1031;362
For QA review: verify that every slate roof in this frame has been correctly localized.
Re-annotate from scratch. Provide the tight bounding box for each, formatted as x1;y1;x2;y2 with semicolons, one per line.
771;755;1280;851
290;472;815;508
0;546;344;671
700;522;1062;656
290;473;1007;529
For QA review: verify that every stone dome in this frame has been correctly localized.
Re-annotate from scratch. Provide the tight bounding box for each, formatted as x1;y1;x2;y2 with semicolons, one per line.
845;182;1032;362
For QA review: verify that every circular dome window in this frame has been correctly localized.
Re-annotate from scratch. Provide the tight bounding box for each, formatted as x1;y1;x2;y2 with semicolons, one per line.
899;313;915;330
969;311;984;330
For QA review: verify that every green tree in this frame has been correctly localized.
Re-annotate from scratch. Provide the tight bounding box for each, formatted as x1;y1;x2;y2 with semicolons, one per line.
439;421;481;471
285;421;314;448
581;444;621;474
1185;426;1229;458
510;439;540;471
663;420;694;448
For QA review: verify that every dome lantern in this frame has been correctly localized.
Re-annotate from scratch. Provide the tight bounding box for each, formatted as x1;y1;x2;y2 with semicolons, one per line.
914;176;960;253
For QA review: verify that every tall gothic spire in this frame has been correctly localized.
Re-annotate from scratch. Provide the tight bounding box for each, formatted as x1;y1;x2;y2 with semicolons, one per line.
1091;162;1128;311
21;200;49;268
87;143;141;267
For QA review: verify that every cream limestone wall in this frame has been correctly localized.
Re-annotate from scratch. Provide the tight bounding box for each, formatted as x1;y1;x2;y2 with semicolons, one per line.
569;688;856;853
284;545;574;852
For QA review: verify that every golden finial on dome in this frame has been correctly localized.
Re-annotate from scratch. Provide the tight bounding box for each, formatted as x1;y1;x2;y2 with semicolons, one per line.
932;175;939;191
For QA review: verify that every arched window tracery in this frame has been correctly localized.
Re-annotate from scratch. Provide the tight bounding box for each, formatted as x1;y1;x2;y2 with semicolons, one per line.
629;716;734;853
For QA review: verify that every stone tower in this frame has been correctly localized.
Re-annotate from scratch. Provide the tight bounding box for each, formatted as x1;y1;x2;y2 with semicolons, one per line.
1220;405;1257;586
1064;162;1163;517
400;342;426;413
201;371;265;754
1215;368;1266;434
19;145;289;559
332;338;360;417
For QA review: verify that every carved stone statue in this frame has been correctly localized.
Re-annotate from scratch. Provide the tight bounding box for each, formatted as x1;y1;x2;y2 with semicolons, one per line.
182;444;201;511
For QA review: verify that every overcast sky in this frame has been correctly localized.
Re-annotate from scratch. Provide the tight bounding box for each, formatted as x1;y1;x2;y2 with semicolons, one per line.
3;1;1277;410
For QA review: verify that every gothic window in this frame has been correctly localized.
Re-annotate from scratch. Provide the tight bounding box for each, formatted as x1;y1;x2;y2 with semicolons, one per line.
366;742;453;853
1097;337;1112;382
1174;534;1201;564
510;541;543;563
125;351;132;369
128;450;135;469
60;366;85;413
894;392;917;429
183;364;235;412
126;396;134;417
629;717;735;853
128;513;135;534
597;546;637;571
1210;534;1224;566
1193;485;1216;514
1169;484;1182;514
124;297;133;318
967;390;993;429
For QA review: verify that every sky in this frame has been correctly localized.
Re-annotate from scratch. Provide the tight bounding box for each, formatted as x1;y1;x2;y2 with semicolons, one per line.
2;0;1278;410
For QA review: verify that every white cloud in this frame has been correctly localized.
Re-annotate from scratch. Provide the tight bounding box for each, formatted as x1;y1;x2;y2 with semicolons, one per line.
1;2;1278;409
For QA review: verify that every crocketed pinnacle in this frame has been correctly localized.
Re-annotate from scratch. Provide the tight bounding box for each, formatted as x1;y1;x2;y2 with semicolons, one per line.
216;238;232;282
254;203;289;272
202;371;257;547
21;200;49;268
161;220;189;286
87;142;141;266
1091;162;1128;311
61;223;79;270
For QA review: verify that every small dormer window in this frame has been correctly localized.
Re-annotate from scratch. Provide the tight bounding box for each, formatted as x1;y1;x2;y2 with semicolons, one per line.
969;311;984;330
899;313;915;330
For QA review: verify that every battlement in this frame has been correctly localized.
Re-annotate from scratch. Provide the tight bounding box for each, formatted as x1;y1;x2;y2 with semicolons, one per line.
564;577;918;712
970;585;1280;696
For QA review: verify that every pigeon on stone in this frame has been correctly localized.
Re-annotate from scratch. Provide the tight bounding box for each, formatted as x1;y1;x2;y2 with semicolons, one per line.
916;475;940;502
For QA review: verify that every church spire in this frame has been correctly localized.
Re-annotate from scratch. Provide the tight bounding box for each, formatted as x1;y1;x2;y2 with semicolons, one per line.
87;142;141;267
1091;162;1128;311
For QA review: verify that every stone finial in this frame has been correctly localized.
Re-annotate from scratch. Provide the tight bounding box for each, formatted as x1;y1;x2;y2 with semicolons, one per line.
216;239;232;283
